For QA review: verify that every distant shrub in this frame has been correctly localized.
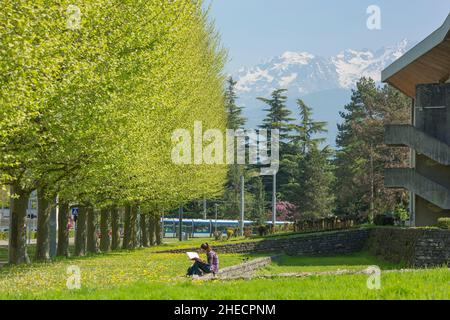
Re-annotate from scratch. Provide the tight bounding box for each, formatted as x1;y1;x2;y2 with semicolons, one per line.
243;227;253;238
0;231;38;240
437;218;450;230
213;231;223;241
226;229;234;240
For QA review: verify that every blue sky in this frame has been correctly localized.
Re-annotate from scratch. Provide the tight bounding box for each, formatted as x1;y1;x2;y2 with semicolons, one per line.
206;0;450;72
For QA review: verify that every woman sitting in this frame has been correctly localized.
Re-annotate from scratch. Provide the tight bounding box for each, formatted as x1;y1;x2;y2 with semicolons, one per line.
187;243;219;277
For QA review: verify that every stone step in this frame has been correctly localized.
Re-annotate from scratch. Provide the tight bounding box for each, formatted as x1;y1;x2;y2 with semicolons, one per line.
196;256;277;281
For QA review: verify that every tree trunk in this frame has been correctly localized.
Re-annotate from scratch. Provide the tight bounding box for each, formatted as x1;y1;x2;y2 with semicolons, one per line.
35;187;51;262
86;207;97;253
111;206;121;250
148;215;155;246
57;201;70;257
140;214;148;247
100;208;110;252
8;183;30;265
131;206;138;248
122;204;132;249
75;206;87;256
155;214;162;245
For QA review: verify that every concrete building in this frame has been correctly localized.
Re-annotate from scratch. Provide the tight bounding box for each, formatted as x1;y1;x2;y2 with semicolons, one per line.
382;13;450;226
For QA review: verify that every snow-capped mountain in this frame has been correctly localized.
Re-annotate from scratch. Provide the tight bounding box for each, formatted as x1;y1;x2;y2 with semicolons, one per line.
233;39;414;146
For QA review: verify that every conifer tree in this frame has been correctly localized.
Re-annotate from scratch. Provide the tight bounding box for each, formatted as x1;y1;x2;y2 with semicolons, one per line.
334;78;410;220
282;99;335;217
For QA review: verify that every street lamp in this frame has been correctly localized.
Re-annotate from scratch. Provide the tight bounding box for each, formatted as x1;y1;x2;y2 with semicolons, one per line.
178;206;183;241
240;175;245;236
214;203;218;234
272;173;277;232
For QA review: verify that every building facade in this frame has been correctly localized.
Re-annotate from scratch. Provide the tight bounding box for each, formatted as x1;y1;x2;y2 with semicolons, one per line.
382;14;450;226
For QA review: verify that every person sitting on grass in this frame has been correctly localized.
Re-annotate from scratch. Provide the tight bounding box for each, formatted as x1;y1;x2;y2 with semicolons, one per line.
187;243;219;277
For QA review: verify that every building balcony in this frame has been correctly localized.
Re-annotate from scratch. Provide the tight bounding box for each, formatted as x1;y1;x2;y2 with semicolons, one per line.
385;125;450;166
385;168;450;209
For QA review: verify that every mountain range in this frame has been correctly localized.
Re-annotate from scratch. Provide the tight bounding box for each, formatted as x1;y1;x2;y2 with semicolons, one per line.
232;39;414;146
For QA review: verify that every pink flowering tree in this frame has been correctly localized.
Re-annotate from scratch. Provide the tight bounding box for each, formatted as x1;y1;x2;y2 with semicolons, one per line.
275;201;300;221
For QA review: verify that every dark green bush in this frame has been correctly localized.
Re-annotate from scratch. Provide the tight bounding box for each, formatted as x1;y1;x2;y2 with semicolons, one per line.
257;225;270;237
374;214;395;226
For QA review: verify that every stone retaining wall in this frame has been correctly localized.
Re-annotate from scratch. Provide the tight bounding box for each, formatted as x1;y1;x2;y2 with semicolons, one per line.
161;227;450;268
367;228;450;267
161;229;371;256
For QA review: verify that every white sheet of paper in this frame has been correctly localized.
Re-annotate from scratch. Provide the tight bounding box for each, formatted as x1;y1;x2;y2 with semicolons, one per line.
186;252;199;260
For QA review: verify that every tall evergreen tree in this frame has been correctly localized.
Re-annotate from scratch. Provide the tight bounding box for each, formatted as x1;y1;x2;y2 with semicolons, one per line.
258;89;294;144
293;99;327;153
334;77;410;221
296;147;335;217
257;89;295;206
223;77;247;217
225;77;246;130
282;99;335;217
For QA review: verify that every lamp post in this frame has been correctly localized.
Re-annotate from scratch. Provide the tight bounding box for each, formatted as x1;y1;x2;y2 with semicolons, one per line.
240;175;245;237
214;203;218;234
178;206;183;241
272;173;277;232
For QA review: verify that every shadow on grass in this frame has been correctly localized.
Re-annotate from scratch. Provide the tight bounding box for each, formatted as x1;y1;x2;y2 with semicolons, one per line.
0;244;156;272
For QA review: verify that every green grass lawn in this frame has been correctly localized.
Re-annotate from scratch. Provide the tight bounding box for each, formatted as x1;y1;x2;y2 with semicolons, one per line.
0;238;448;300
55;268;449;300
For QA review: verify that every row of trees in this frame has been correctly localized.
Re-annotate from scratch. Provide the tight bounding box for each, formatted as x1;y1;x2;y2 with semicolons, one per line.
0;1;228;264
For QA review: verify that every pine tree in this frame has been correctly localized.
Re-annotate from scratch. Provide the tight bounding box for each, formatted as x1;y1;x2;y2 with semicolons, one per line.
282;99;335;217
223;77;246;217
334;77;410;221
293;99;327;153
225;77;246;130
258;89;294;144
257;89;295;207
296;147;335;217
